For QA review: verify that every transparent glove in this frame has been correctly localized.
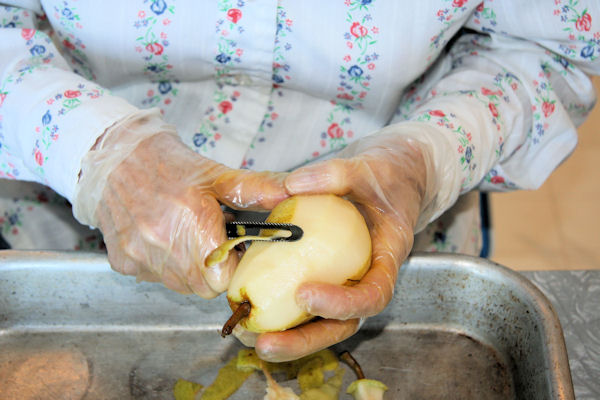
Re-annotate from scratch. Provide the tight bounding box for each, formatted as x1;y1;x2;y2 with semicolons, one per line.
253;128;440;361
73;109;287;297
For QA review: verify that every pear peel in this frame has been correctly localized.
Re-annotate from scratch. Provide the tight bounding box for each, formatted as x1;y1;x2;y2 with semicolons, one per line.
224;194;372;334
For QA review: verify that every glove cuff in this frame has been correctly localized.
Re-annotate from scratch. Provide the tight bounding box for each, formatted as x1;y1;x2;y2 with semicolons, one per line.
72;108;177;228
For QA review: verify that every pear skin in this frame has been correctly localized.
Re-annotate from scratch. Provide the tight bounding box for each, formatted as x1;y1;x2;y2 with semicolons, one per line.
226;194;372;333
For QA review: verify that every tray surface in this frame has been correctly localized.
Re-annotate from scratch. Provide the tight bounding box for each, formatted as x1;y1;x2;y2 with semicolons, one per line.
0;251;573;399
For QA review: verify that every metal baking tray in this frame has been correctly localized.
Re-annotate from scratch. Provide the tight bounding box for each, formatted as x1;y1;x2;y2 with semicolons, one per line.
0;251;574;399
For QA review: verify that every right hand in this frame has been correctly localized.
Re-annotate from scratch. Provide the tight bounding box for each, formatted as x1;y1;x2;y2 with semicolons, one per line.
94;132;288;298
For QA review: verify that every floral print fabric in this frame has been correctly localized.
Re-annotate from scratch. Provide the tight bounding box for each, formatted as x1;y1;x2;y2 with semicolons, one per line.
0;0;598;252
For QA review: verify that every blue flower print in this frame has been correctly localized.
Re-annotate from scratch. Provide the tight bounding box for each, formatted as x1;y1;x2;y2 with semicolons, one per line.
215;53;231;64
62;8;74;20
4;22;16;28
361;0;373;5
150;0;168;15
348;65;364;78
146;64;164;73
158;81;172;94
42;110;52;126
465;146;472;163
581;45;595;59
272;74;284;84
193;133;207;148
29;45;46;56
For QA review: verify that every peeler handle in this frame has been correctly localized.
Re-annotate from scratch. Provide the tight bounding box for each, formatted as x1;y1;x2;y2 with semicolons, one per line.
225;221;303;242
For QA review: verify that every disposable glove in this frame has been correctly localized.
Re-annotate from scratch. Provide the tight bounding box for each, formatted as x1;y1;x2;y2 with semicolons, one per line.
73;109;287;297
252;127;446;362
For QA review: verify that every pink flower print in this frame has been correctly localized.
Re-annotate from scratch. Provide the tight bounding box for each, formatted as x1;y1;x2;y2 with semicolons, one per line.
271;112;278;120
320;139;327;147
146;42;164;56
429;110;445;117
488;102;499;118
476;2;484;12
491;176;505;184
21;28;35;40
138;10;146;18
34;149;44;166
542;101;555;117
511;82;518;91
347;41;353;49
337;93;354;101
163;18;171;26
481;87;502;96
64;90;81;98
215;133;222;140
350;22;368;38
161;32;168;39
226;9;242;24
327;123;344;139
347;130;354;138
576;12;592;32
371;26;379;34
164;98;171;105
344;55;352;62
0;93;6;107
63;39;76;50
233;91;241;97
367;63;375;70
147;89;154;97
286;19;293;27
218;100;233;114
452;0;468;7
312;151;320;158
236;48;244;57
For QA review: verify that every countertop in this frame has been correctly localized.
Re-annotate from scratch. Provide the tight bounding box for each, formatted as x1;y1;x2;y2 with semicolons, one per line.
522;270;600;400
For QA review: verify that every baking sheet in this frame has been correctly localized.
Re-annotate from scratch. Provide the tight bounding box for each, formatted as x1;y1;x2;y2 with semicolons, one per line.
0;251;574;399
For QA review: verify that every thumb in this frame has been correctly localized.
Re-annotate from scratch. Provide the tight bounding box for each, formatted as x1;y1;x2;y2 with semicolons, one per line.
285;159;351;196
212;170;289;211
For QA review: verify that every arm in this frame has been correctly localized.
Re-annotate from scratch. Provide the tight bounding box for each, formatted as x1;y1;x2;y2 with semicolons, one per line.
0;2;139;201
253;0;600;361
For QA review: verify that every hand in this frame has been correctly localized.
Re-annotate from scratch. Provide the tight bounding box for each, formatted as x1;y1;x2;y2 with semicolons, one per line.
76;112;287;298
253;132;432;361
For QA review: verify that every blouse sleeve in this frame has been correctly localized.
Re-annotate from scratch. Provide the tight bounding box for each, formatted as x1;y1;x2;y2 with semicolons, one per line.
0;1;139;202
388;0;600;229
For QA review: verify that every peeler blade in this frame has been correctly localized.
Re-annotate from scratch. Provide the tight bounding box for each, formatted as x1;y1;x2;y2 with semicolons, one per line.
225;221;303;242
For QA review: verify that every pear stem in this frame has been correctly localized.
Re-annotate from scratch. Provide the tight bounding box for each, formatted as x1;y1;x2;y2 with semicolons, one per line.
340;351;366;380
221;301;251;338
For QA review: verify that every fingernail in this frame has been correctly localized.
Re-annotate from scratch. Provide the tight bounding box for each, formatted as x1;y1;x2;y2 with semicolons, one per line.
285;171;317;193
295;288;313;313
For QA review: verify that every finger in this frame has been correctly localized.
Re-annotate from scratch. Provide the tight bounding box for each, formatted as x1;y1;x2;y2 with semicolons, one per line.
254;318;360;362
212;170;289;211
295;233;403;320
284;159;351;196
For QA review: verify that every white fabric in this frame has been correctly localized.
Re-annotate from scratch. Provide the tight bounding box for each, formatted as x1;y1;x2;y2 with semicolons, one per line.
0;0;598;250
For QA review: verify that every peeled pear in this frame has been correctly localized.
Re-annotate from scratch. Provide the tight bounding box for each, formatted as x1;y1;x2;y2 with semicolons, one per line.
225;194;372;333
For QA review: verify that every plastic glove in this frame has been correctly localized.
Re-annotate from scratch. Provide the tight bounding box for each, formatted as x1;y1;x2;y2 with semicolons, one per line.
73;109;287;297
253;128;440;361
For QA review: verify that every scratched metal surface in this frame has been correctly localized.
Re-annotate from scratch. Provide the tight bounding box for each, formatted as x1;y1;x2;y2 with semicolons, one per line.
0;251;574;399
522;270;600;400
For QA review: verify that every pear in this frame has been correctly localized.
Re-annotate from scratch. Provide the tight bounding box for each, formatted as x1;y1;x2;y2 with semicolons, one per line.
223;194;372;334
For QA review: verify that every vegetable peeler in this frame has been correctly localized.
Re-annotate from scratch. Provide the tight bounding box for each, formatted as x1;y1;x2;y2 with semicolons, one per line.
225;221;304;242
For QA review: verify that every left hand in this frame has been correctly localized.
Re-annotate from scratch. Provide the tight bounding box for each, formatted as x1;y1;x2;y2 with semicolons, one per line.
252;133;432;362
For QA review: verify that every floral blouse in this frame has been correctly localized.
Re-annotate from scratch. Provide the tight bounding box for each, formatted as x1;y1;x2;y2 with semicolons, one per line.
0;0;599;250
